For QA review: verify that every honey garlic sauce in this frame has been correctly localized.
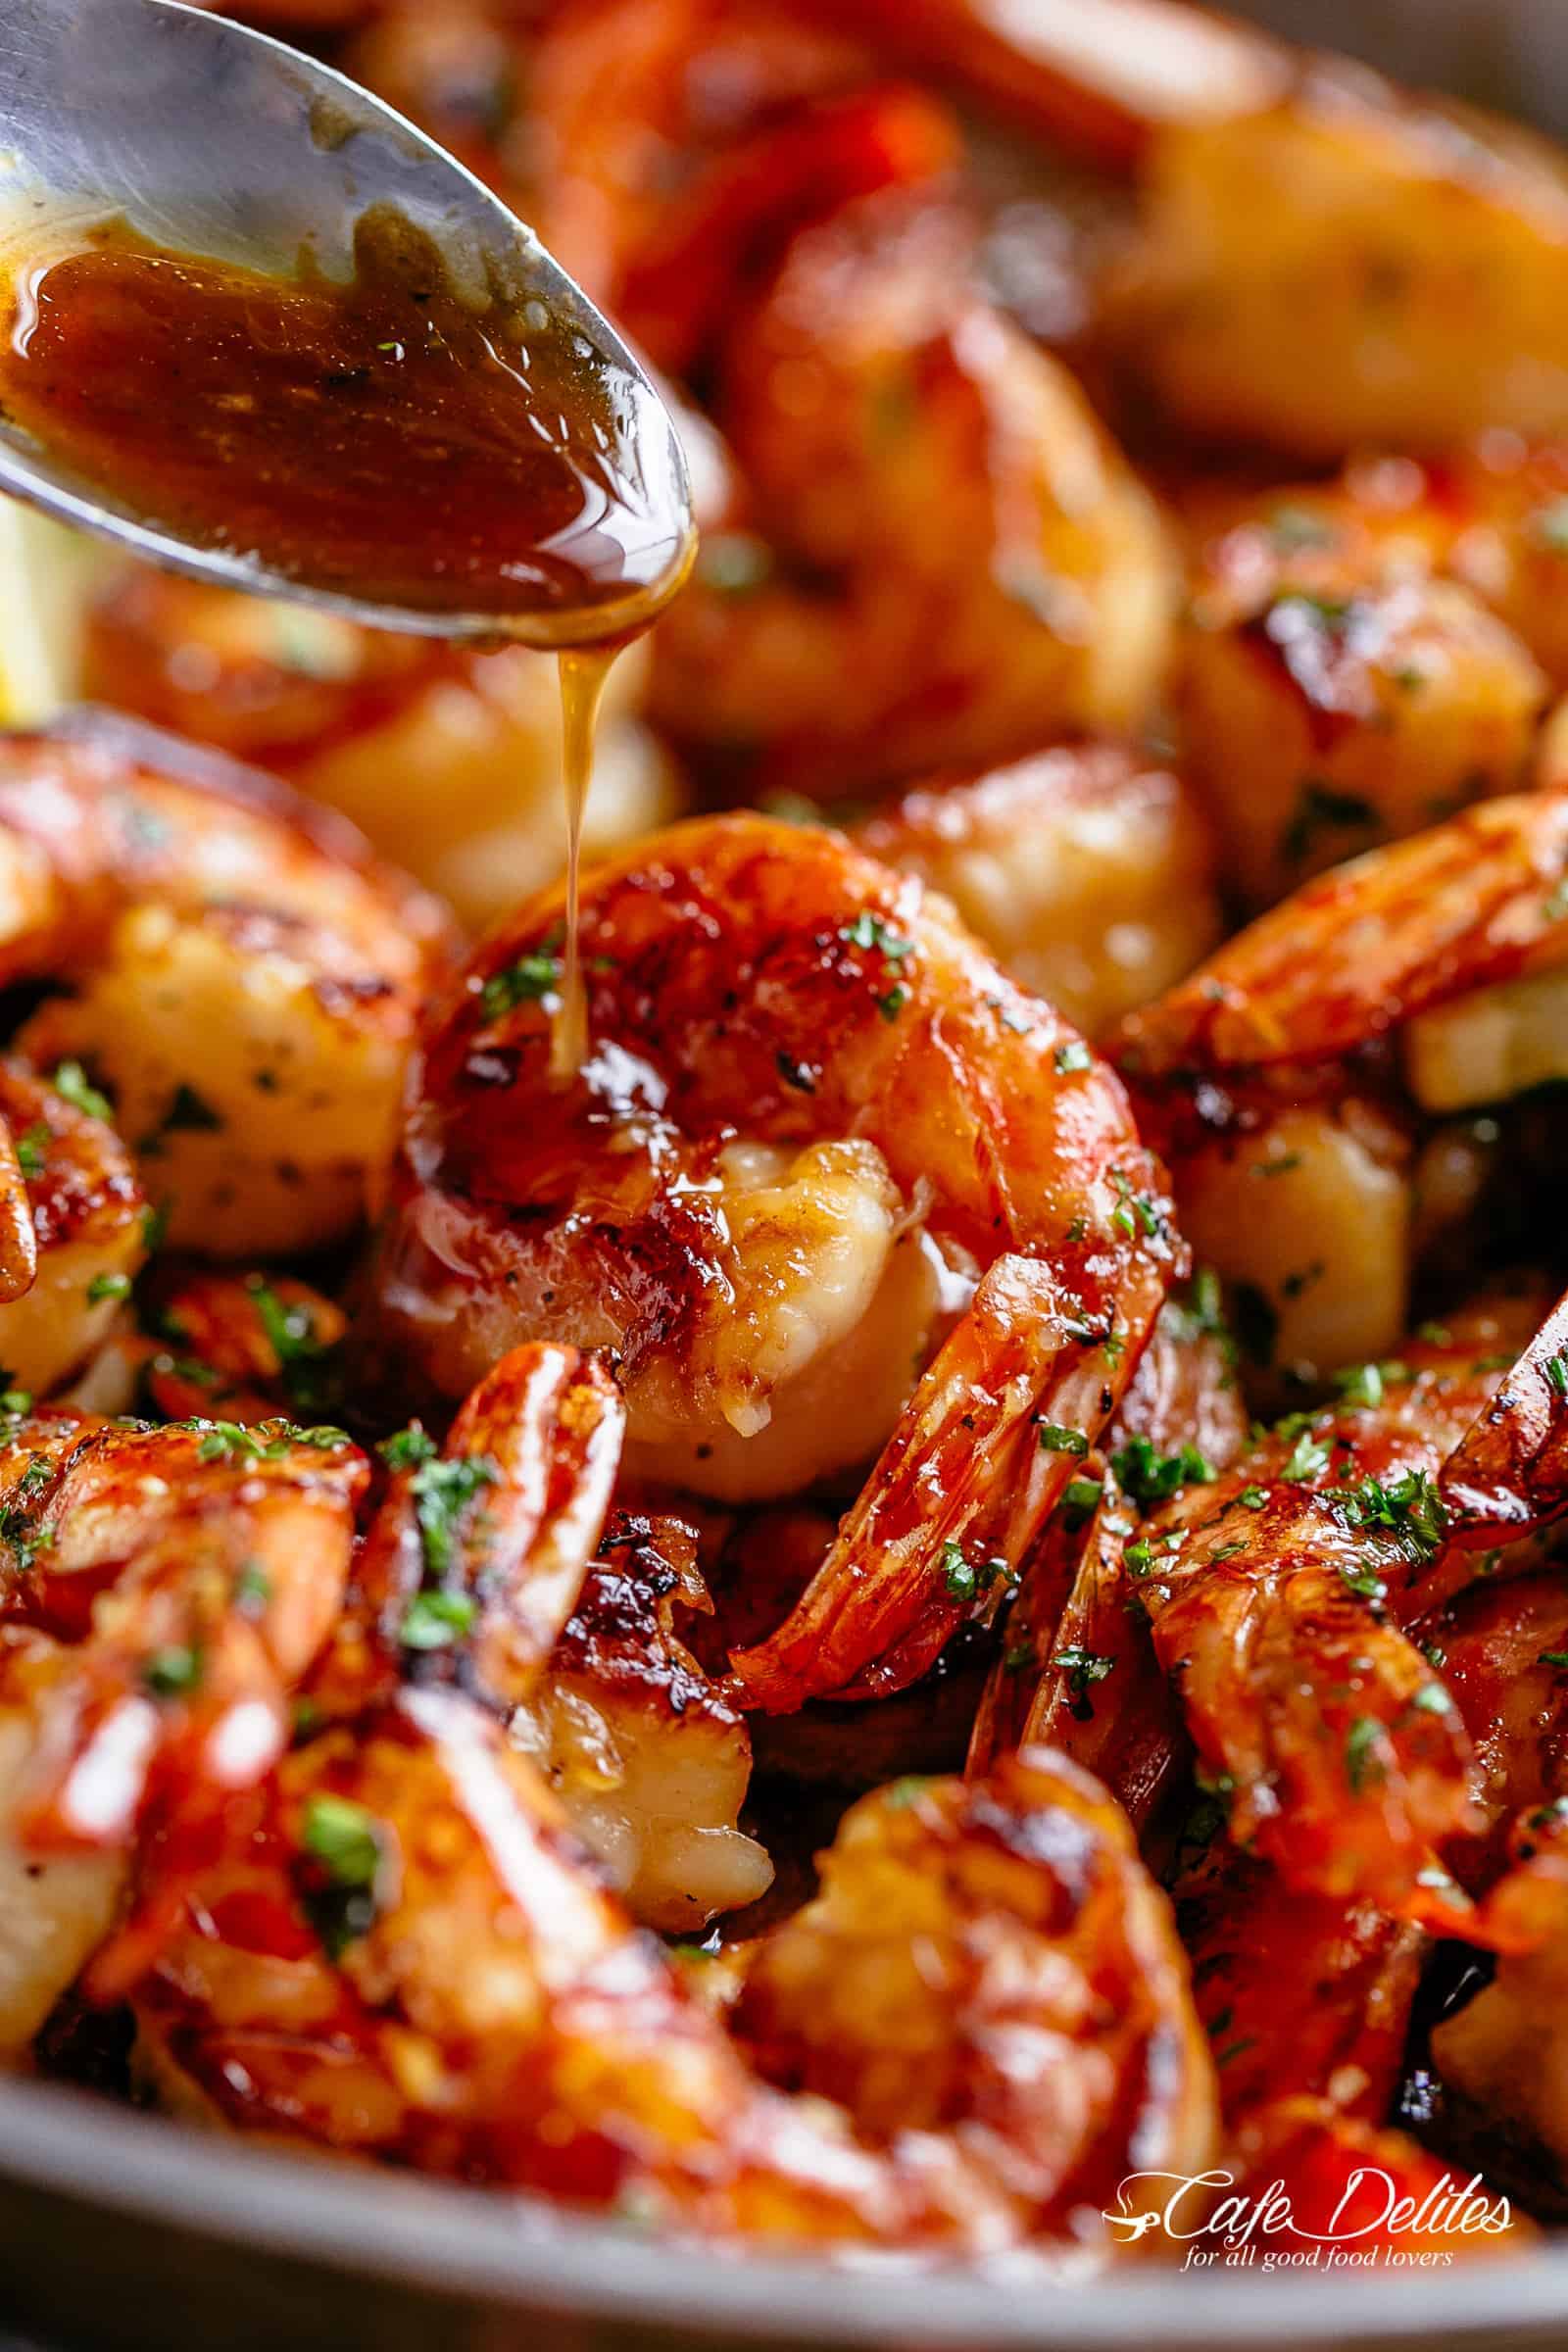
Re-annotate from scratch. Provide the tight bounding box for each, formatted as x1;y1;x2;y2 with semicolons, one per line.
0;211;698;1076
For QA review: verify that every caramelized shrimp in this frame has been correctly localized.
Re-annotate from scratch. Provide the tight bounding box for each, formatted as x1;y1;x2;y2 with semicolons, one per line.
0;713;452;1255
511;1508;775;1932
0;1059;146;1397
1176;556;1544;912
1121;1301;1549;1919
1118;787;1568;1379
854;743;1222;1038
652;186;1176;796
1;1413;368;1855
966;1287;1247;1829
136;1726;1215;2246
370;813;1181;1708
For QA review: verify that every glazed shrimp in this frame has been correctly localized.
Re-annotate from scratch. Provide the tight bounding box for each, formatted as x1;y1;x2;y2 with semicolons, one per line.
123;1344;1215;2240
0;1058;147;1398
0;711;453;1256
0;1408;368;2043
1;1414;368;1854
370;812;1181;1708
853;742;1223;1040
134;1726;1215;2247
1117;786;1568;1381
650;182;1176;796
1121;1299;1551;1920
1175;536;1545;913
1430;1575;1568;2168
966;1285;1247;1829
511;1507;776;1932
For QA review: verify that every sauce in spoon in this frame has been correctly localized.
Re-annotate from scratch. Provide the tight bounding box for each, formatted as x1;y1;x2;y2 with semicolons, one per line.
0;212;696;1071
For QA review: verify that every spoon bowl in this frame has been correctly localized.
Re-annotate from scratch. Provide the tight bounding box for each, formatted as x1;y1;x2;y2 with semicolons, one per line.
0;0;695;645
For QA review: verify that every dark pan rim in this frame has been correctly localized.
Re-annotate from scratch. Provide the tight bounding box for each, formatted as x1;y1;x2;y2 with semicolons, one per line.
3;2074;1568;2348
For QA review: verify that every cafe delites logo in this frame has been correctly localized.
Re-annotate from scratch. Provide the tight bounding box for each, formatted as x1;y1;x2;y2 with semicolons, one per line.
1103;2165;1514;2273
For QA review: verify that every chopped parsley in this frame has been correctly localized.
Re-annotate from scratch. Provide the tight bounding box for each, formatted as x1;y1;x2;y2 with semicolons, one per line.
1062;1475;1103;1521
409;1453;500;1583
1324;1467;1447;1566
246;1276;336;1411
840;911;911;961
50;1060;113;1123
1345;1715;1385;1793
400;1589;479;1650
1052;1645;1116;1719
14;1123;50;1180
300;1792;386;1958
142;1644;203;1698
378;1423;438;1472
86;1272;132;1305
1546;1353;1568;1399
1110;1436;1215;1507
1281;1428;1332;1484
481;946;562;1017
1333;1361;1408;1410
1037;1423;1089;1457
1540;1650;1568;1670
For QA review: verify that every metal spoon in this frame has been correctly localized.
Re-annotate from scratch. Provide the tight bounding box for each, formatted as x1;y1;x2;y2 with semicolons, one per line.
0;0;695;645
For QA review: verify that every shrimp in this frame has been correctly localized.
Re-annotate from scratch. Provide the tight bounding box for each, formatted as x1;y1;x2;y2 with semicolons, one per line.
853;742;1223;1039
0;1058;146;1398
134;1722;1215;2247
650;180;1176;796
115;1339;1215;2243
966;1285;1247;1832
368;812;1181;1708
137;1269;347;1429
1119;1299;1552;1921
1117;786;1568;1381
1;1413;368;1855
1176;557;1545;913
0;711;453;1257
0;1406;368;2041
83;567;683;935
510;1508;776;1933
797;0;1568;458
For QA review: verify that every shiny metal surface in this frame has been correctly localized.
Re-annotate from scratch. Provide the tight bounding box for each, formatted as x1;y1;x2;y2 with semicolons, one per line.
0;0;692;645
2;3;1568;2348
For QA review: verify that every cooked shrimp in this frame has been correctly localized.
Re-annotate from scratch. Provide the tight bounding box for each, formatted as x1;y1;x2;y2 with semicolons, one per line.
134;1724;1215;2246
801;0;1568;458
1118;787;1568;1379
0;1628;123;2056
511;1508;775;1932
1173;1829;1426;2132
1177;564;1545;913
370;812;1181;1707
0;713;453;1256
2;1413;368;1857
0;1059;146;1398
1125;1299;1549;1919
651;184;1176;796
966;1286;1247;1829
853;742;1223;1038
83;568;683;934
